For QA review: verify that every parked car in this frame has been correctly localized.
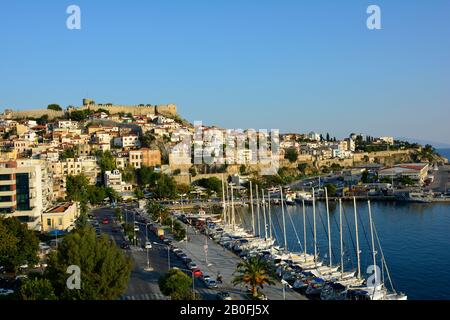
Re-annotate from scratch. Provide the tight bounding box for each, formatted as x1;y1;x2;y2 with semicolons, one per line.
19;263;28;270
144;242;152;249
217;291;232;300
188;262;198;270
183;257;193;265
120;242;130;250
192;268;203;278
201;274;211;283
0;288;14;296
205;278;218;289
102;218;109;225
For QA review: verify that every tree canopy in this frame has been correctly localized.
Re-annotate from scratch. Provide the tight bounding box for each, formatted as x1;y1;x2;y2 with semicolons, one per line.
285;148;299;163
158;268;193;300
232;256;275;298
47;104;62;111
0;217;39;273
194;177;222;194
96;150;117;173
45;226;133;300
17;277;57;300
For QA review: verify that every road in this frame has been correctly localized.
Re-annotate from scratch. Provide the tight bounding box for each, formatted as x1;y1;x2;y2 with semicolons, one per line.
91;207;167;300
180;221;307;300
91;206;221;300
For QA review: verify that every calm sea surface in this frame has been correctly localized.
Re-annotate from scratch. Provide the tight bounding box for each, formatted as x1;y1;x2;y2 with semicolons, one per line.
437;148;450;161
233;200;450;300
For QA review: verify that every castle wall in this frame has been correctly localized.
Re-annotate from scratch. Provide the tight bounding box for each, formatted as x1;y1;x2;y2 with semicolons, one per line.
77;103;177;116
7;110;64;120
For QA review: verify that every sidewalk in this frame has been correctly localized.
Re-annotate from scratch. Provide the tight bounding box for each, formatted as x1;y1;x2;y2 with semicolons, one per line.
178;222;307;300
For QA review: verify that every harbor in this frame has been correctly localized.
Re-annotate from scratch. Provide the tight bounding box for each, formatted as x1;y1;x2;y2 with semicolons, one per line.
174;178;413;300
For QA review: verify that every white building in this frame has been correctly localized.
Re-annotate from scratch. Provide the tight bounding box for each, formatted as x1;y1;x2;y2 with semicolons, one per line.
379;136;394;145
104;170;132;193
113;135;141;148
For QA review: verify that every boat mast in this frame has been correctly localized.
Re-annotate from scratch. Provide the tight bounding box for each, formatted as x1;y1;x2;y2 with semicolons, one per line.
262;188;268;240
225;181;230;226
368;200;378;289
312;187;317;264
280;186;288;250
231;185;235;231
221;174;227;225
250;181;255;236
339;198;344;278
268;190;273;240
353;196;361;279
256;184;261;237
325;187;332;267
302;199;307;262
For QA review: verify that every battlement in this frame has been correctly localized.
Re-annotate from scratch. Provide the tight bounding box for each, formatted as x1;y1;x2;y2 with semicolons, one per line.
78;98;177;116
1;98;178;120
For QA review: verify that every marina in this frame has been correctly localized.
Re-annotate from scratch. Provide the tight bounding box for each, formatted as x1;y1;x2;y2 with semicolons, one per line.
180;178;416;300
176;171;450;300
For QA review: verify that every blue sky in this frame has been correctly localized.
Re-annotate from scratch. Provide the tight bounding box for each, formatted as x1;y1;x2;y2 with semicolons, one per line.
1;0;449;145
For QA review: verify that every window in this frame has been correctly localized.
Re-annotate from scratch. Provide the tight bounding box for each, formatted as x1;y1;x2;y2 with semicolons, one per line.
0;196;12;202
58;218;63;226
47;219;51;226
0;174;11;181
0;185;11;192
16;173;30;211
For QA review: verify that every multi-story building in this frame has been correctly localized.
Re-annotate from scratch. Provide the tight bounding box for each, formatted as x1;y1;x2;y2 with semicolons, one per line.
104;170;132;194
0;160;48;231
142;148;161;167
113;135;141;148
129;150;143;169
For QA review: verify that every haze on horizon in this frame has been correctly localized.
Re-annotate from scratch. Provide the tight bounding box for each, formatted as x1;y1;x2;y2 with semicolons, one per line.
1;0;449;145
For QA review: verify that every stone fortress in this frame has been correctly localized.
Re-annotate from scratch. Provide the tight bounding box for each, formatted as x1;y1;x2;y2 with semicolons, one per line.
1;98;178;120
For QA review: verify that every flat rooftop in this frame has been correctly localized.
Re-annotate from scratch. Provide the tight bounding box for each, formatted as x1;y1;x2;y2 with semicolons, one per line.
45;202;73;214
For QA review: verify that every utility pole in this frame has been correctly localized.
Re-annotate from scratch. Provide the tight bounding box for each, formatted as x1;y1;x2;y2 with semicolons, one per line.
256;184;261;237
250;181;255;236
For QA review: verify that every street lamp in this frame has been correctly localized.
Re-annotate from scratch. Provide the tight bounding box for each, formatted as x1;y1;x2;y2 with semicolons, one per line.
281;279;292;300
135;221;153;272
152;242;171;271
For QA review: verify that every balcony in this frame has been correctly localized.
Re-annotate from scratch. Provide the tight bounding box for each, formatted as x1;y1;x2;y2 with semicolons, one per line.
0;200;17;208
0;190;15;197
0;179;16;186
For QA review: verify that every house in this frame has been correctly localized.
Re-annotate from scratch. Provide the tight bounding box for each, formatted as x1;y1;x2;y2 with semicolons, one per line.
113;135;141;148
104;170;133;194
42;202;80;233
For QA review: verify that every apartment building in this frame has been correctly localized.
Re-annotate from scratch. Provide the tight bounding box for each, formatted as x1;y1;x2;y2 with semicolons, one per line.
0;160;48;231
104;170;132;194
113;135;141;148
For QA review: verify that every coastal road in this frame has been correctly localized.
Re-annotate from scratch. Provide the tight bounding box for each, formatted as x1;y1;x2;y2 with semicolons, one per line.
92;207;169;300
179;221;307;300
92;206;222;300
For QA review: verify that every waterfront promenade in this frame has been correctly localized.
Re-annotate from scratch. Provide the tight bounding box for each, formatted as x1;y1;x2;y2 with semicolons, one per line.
178;220;307;300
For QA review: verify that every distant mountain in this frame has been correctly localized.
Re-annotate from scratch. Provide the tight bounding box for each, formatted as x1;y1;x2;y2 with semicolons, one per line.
396;137;450;149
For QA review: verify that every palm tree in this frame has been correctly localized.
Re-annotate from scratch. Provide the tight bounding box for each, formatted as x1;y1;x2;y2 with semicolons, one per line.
232;257;276;298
